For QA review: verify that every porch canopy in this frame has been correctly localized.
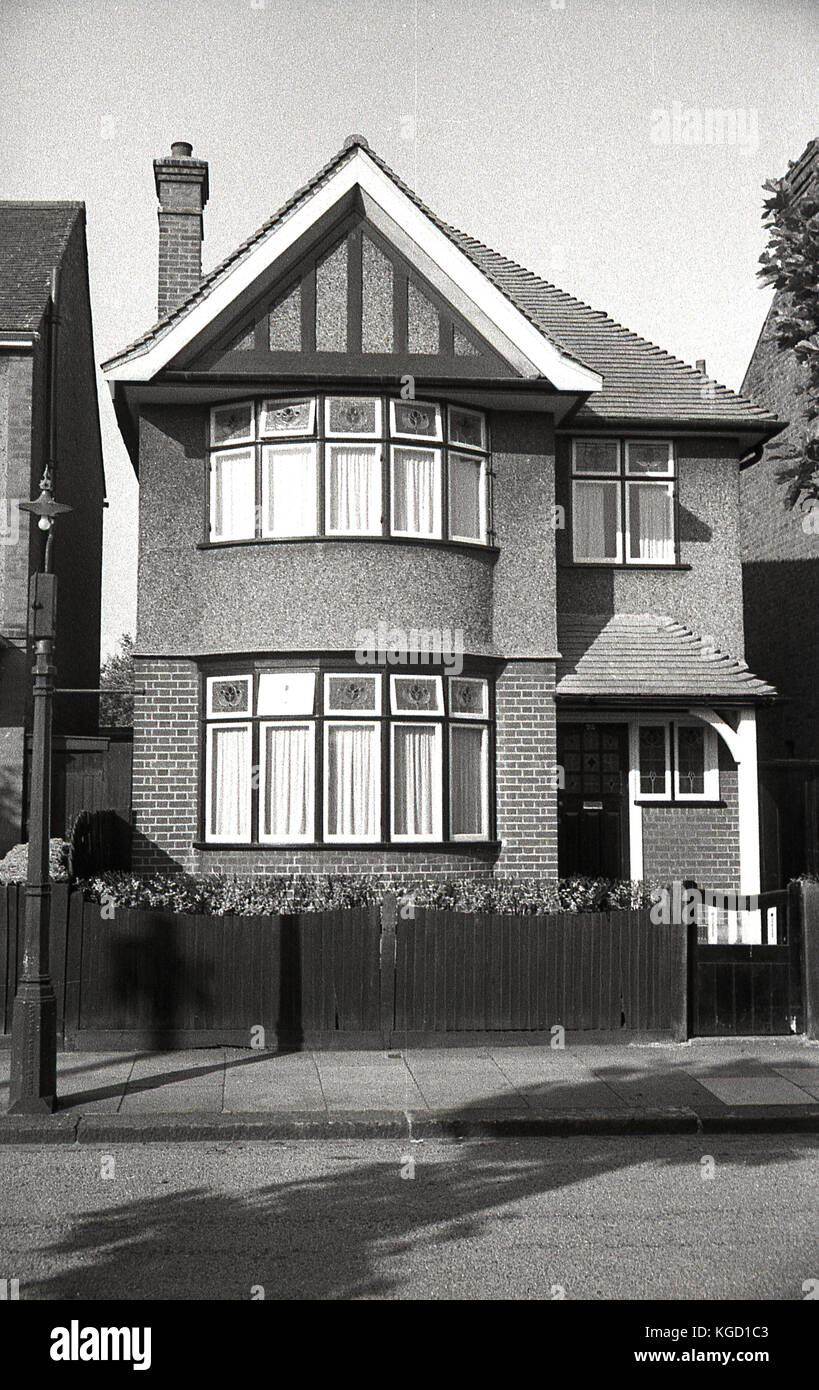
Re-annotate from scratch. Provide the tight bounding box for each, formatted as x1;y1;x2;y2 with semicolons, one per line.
556;612;777;906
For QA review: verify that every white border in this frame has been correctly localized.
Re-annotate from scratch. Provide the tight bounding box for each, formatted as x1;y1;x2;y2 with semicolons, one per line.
209;448;256;541
624;479;675;565
259;396;316;438
258;720;315;843
204;721;252;843
448;676;489;719
256;671;316;717
323;720;381;842
389;398;443;442
571;478;622;563
210;401;254;447
447;404;487;452
449;451;488;544
673;722;719;801
449;722;489;840
323;672;382;716
104;148;603;390
390;674;444;716
391;722;443;841
635;719;672;800
324;443;383;535
624;439;674;477
260;442;319;538
571;437;619;475
324;395;382;439
390;445;442;539
206;674;252;719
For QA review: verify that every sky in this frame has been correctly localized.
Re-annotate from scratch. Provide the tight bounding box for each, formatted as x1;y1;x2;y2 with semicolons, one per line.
1;0;816;657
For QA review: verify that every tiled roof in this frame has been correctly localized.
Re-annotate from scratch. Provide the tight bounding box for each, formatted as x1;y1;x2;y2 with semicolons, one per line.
103;139;780;430
556;612;777;700
0;203;83;332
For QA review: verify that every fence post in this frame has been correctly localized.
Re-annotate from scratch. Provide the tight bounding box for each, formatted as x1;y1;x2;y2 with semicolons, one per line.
380;892;397;1050
800;880;819;1041
670;921;689;1042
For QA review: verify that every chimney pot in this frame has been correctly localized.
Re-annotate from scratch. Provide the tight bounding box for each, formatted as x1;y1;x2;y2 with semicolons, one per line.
171;140;194;158
696;359;707;375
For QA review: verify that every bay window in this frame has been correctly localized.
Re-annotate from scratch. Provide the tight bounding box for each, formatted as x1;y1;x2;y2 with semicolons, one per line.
202;668;493;845
208;395;490;545
572;438;676;564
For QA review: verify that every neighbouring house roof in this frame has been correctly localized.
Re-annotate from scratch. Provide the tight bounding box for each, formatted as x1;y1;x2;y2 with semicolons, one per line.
102;139;780;432
556;613;777;701
0;202;83;332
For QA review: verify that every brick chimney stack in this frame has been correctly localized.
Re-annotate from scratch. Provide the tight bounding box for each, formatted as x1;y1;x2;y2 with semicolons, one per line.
153;140;210;319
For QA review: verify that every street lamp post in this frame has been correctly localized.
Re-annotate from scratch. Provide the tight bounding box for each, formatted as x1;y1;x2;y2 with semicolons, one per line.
7;471;71;1115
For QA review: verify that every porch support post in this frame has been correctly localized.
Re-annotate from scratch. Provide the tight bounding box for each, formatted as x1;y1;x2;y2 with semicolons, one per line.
690;705;761;899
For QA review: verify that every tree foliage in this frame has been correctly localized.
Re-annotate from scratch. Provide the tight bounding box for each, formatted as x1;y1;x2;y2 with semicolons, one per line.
758;165;819;506
100;632;134;727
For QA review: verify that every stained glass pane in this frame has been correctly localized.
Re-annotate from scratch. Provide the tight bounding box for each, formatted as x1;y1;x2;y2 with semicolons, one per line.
268;284;301;351
326;396;380;436
639;725;668;796
573;439;619;474
325;674;380;714
362;236;394;352
315;240;348;351
448;406;486;451
407;281;440;353
677;726;706;795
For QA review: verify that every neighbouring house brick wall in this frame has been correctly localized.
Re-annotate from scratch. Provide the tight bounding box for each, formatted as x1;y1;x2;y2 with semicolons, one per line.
131;657;199;871
641;753;740;892
494;660;558;877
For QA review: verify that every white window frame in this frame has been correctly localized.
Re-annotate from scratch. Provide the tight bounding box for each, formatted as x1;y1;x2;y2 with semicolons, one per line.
390;721;443;842
323;672;382;716
636;720;672;801
571;437;619;475
324;396;382;439
571;477;623;563
256;671;316;717
260;442;319;538
205;721;252;844
210;401;255;447
624;439;674;477
323;720;381;843
389;398;443;442
206;674;252;719
390;445;442;539
390;673;444;716
448;676;489;720
324;443;383;536
449;722;489;841
448;451;488;544
624;479;675;565
447;404;487;452
673;722;719;801
209;448;256;542
258;719;315;844
259;396;316;438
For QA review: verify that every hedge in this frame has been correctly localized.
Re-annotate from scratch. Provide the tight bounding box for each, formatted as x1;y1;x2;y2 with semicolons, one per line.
78;872;658;917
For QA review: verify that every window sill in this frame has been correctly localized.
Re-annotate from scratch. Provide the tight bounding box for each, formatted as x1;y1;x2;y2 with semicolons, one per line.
634;800;726;808
193;840;502;853
559;562;692;571
197;536;499;556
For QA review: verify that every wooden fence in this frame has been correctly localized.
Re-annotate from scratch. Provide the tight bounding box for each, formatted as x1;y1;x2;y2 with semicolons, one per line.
1;887;690;1048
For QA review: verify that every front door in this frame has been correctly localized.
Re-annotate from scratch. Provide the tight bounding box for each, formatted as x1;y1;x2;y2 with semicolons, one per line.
557;722;629;878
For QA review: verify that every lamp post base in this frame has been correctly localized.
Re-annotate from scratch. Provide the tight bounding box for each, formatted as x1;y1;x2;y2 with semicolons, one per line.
8;981;57;1114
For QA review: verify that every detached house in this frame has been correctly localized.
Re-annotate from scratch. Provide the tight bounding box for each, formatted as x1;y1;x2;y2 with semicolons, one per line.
0;203;105;854
103;138;779;908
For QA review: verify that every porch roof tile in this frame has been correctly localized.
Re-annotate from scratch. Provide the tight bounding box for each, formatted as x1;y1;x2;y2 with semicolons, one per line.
556;612;777;701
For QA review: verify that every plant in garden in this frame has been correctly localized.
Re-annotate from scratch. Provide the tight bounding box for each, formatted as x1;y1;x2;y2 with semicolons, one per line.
758;161;819;506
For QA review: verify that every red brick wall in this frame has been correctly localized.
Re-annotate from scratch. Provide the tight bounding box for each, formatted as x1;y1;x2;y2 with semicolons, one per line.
157;214;203;319
131;657;199;871
641;755;740;892
494;660;558;877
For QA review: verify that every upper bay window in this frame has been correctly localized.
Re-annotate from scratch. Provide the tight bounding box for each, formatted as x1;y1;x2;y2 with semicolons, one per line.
571;438;676;565
208;395;491;547
203;668;493;846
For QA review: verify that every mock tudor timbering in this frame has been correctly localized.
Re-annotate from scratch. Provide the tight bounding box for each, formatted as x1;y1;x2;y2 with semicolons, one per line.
105;136;781;898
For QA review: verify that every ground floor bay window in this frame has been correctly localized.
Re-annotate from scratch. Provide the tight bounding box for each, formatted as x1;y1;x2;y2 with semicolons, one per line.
203;667;493;846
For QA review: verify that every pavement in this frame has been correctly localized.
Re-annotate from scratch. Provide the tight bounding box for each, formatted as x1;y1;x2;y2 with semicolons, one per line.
1;1036;818;1141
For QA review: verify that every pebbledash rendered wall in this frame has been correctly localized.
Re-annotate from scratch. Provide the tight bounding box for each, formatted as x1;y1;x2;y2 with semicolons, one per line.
130;406;561;877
